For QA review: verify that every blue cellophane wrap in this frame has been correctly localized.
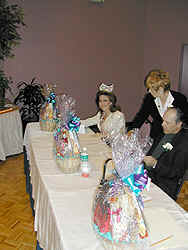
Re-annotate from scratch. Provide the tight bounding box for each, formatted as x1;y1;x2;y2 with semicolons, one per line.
93;129;152;250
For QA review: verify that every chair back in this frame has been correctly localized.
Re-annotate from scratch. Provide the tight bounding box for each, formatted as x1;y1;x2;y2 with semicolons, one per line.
184;168;188;181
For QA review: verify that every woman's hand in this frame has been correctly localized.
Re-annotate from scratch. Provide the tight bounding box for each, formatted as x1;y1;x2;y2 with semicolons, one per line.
143;156;157;167
101;130;112;146
127;130;134;137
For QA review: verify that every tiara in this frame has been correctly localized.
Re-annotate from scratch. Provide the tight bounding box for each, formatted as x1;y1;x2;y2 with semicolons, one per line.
99;83;114;92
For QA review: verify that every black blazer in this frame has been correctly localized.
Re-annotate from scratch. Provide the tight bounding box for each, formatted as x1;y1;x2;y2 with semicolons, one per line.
128;91;188;140
147;128;188;200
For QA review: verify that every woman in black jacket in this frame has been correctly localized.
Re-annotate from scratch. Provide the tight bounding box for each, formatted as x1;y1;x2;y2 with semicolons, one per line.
127;70;188;141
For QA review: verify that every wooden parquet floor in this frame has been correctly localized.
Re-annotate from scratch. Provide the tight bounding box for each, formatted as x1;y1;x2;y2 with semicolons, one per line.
0;154;188;250
0;154;36;250
177;180;188;211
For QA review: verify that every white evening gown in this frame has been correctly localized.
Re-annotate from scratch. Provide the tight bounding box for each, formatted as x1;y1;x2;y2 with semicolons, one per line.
81;110;126;139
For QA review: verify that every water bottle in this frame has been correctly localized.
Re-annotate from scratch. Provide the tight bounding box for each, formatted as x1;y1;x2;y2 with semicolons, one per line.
80;147;89;177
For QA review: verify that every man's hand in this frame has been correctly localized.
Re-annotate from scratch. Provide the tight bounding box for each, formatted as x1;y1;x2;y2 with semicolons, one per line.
143;156;157;167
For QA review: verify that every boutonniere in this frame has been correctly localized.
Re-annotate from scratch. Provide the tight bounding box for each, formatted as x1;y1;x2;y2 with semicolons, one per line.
162;142;173;151
168;104;174;108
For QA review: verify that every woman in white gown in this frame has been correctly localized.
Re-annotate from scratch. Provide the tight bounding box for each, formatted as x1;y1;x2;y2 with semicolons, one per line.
81;83;126;144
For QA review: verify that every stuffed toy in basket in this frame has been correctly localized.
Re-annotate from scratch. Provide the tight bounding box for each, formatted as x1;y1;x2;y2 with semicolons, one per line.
93;129;152;250
54;94;81;174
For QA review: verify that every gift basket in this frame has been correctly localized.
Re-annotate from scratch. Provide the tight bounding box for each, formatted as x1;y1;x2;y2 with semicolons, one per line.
40;84;58;132
93;129;152;250
54;94;81;174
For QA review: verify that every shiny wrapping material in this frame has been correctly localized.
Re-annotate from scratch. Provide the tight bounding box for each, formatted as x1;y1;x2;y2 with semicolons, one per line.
56;94;76;127
111;129;152;179
93;129;152;249
93;176;150;250
53;94;81;174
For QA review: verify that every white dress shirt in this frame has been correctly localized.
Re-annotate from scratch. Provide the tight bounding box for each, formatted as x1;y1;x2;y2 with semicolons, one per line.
154;91;174;118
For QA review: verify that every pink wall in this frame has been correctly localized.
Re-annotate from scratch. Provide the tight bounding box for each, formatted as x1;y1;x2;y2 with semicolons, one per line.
4;0;188;121
4;0;145;120
143;0;188;92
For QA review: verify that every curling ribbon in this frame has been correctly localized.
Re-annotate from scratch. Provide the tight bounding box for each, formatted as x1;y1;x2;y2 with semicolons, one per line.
47;92;56;104
121;164;148;196
65;114;80;132
112;208;122;223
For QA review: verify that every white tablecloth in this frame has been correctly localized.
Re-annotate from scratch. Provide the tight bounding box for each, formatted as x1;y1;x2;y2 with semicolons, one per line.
0;108;23;160
24;123;188;250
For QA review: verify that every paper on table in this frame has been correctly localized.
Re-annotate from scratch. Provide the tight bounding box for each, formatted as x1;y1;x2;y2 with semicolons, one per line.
144;207;188;249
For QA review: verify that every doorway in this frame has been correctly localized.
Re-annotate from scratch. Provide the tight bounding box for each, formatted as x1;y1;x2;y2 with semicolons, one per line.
179;44;188;98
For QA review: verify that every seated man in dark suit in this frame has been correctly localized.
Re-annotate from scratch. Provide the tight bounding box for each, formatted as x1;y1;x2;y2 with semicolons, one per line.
143;107;188;200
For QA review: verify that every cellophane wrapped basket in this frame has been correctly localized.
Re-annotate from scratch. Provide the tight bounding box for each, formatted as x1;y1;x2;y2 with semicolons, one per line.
54;94;81;174
93;129;152;250
40;84;58;132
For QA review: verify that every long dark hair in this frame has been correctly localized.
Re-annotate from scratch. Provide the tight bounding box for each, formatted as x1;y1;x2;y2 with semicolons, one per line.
95;91;121;113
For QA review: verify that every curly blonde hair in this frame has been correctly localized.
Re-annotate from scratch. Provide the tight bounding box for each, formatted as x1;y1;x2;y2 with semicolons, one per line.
145;70;171;92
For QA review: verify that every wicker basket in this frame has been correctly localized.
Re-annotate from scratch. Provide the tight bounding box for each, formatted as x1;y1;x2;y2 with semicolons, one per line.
40;119;57;132
56;156;80;174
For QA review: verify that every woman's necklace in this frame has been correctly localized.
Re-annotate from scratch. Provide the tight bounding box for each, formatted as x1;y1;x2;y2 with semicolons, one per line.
101;111;111;122
100;113;105;127
100;112;110;129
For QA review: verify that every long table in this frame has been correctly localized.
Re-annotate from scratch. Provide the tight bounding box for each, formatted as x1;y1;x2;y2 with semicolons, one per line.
0;106;23;160
24;122;188;250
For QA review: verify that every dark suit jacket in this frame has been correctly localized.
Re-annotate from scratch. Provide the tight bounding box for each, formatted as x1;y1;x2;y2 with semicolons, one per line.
128;91;188;140
146;129;188;200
